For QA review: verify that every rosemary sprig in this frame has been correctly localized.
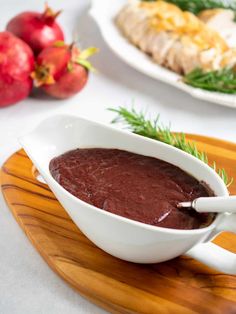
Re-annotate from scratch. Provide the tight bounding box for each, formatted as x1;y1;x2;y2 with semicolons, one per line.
184;68;236;94
142;0;236;14
109;106;233;187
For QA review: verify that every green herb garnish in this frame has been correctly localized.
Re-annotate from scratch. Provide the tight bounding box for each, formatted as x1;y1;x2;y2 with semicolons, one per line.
142;0;236;14
184;68;236;94
109;106;233;187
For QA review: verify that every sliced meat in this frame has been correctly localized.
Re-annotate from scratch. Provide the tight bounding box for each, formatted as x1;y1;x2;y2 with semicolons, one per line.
151;32;178;66
116;1;236;75
164;40;185;73
199;9;236;48
129;19;150;46
175;43;200;74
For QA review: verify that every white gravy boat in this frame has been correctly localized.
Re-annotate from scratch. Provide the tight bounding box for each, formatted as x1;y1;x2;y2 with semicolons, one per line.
19;115;236;274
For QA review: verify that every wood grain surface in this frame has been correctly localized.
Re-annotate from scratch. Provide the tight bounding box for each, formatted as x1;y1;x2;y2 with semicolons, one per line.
1;134;236;314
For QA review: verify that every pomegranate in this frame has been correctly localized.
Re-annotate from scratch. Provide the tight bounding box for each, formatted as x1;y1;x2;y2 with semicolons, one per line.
6;4;64;55
0;32;34;108
32;42;98;99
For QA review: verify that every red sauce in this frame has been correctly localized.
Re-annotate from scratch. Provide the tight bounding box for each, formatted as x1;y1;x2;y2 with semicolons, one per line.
49;148;214;230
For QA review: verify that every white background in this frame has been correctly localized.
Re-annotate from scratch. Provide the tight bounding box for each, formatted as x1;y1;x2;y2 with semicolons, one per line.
0;1;236;313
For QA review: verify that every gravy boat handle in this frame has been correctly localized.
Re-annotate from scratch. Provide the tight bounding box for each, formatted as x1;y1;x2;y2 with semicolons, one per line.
186;214;236;274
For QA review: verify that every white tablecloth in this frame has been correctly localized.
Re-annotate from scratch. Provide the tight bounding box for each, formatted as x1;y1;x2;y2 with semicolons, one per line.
1;1;236;313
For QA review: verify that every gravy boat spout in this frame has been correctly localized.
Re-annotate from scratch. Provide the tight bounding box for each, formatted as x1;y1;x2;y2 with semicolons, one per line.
19;114;236;274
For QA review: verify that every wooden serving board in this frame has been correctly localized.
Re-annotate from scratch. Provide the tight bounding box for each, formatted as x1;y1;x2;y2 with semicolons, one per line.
1;134;236;314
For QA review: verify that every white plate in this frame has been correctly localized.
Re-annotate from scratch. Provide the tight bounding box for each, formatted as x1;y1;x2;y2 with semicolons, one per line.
89;0;236;108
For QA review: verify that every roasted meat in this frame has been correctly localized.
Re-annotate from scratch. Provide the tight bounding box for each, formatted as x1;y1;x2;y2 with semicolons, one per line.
116;0;236;75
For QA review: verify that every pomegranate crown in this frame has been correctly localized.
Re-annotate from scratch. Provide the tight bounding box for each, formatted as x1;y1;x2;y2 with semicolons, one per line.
31;42;99;87
42;3;61;24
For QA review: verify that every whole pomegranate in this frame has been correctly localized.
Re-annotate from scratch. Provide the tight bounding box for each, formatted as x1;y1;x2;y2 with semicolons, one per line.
32;42;98;99
0;32;34;108
6;4;64;55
